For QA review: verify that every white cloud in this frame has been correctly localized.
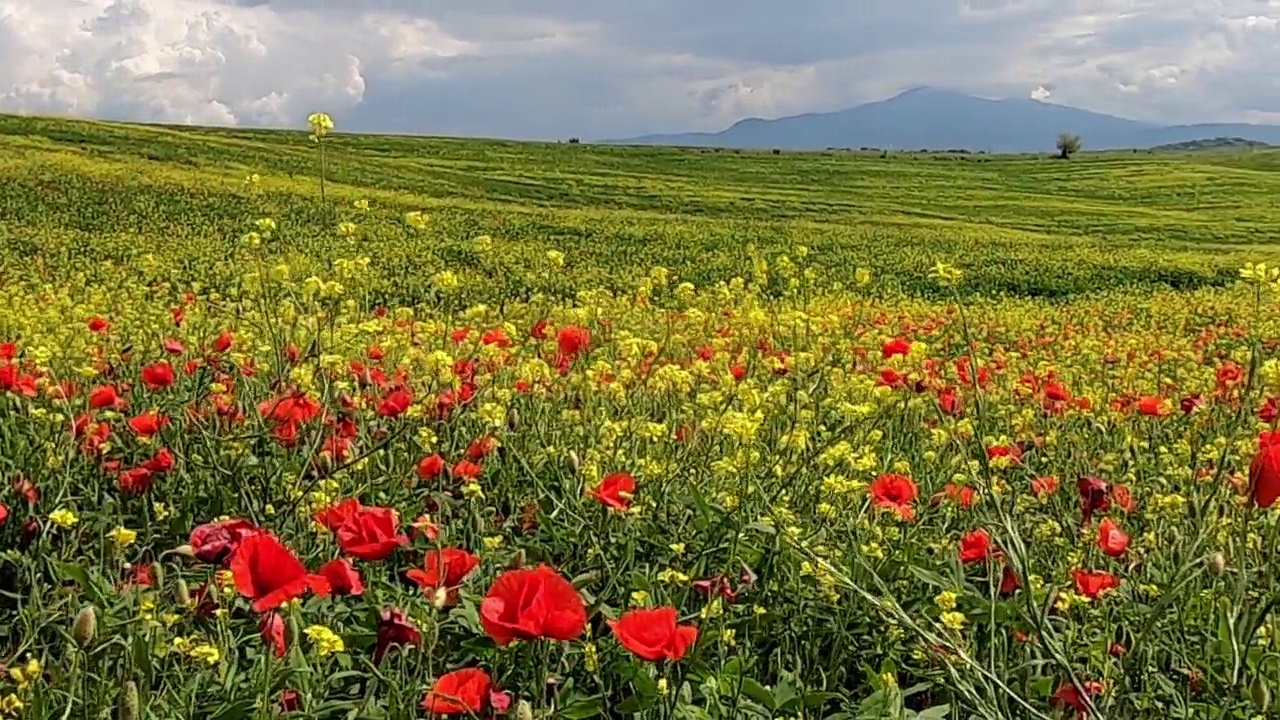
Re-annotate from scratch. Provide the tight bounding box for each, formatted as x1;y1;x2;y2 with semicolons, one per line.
4;0;1280;138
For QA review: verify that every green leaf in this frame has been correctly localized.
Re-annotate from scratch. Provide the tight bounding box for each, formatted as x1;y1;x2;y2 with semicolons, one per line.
913;705;952;719
613;694;652;715
558;697;606;719
774;671;800;712
739;677;775;710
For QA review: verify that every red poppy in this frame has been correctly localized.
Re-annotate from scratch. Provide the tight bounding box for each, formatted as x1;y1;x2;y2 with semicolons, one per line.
88;385;123;410
213;331;234;353
1136;396;1168;417
1251;430;1280;508
466;436;498;461
140;362;175;390
589;472;636;511
374;608;421;665
1077;477;1110;524
314;498;362;532
1052;680;1103;719
128;411;169;438
480;566;587;646
377;389;413;418
318;558;364;596
531;318;549;340
87;316;111;334
1096;518;1129;557
1111;484;1135;513
869;474;918;521
117;467;153;495
335;506;408;562
279;690;301;714
190;518;263;564
407;548;480;597
557;325;591;358
608;606;698;663
261;612;286;658
162;338;185;355
958;529;992;565
452;460;482;481
229;533;330;612
0;504;8;527
939;483;977;509
1072;569;1120;600
1031;476;1059;497
1000;565;1021;595
143;448;174;473
416;454;446;480
882;338;911;359
422;668;491;716
481;328;511;348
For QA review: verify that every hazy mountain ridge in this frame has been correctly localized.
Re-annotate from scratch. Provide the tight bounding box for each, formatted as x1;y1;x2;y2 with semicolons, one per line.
608;88;1280;152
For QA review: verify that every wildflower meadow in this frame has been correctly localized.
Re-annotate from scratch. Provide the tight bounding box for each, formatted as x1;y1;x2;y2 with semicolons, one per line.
3;112;1280;719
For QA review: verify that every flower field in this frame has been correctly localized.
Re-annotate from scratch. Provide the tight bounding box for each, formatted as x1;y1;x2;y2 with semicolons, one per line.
4;115;1280;719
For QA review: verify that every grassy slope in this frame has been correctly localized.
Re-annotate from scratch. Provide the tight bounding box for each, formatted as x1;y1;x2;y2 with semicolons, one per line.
1;113;1277;302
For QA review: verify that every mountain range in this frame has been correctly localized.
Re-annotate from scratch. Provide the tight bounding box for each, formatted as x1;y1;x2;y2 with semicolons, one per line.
607;87;1280;152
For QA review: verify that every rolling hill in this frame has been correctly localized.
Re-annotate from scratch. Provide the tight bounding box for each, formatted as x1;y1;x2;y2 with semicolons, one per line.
610;87;1280;152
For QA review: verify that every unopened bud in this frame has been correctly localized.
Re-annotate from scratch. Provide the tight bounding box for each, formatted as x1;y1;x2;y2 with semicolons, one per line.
568;450;580;474
73;605;98;646
1207;552;1227;576
507;549;526;570
174;579;191;607
508;407;520;432
1252;675;1271;710
571;571;599;590
119;680;139;720
170;544;196;560
515;699;534;720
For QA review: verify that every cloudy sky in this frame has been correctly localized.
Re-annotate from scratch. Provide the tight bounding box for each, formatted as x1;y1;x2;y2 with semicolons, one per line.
2;0;1279;139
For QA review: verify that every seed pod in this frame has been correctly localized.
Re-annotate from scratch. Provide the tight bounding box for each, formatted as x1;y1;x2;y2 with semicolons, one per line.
174;579;191;607
515;699;534;720
1252;675;1271;710
568;450;580;474
119;680;139;720
1207;552;1227;576
73;605;97;646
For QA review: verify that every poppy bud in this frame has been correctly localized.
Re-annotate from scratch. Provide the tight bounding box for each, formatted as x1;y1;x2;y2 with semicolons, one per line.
18;517;39;551
516;700;534;720
1207;552;1227;576
150;563;164;590
119;680;139;720
568;450;580;474
73;605;98;646
571;571;599;589
174;579;191;607
1252;675;1271;710
170;544;196;560
508;407;519;432
507;549;526;570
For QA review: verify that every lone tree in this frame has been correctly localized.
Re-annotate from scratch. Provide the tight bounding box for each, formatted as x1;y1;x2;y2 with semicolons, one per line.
1056;132;1082;159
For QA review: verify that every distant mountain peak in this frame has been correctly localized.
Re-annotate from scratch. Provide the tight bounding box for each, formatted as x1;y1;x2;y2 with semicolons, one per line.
607;88;1280;152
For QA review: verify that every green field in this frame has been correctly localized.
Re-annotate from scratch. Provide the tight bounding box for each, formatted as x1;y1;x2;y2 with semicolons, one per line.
3;113;1278;303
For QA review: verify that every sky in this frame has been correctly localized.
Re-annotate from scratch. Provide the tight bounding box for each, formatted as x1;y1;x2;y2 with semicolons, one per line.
2;0;1279;140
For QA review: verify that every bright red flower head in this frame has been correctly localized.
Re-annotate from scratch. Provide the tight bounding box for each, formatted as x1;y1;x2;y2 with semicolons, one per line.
1076;477;1110;524
422;668;491;716
314;498;362;532
143;448;175;474
407;548;481;595
1052;680;1104;720
958;528;992;565
335;506;408;562
189;518;264;565
1096;518;1129;557
88;385;123;410
377;388;413;418
452;460;482;481
229;533;330;612
213;331;234;353
589;472;636;511
128;411;169;438
608;606;698;663
881;338;911;359
141;361;175;390
416;454;446;480
480;565;587;646
869;474;918;521
1136;396;1168;417
1072;569;1120;600
87;316;111;334
318;558;364;596
556;325;591;358
466;436;498;461
1250;430;1280;508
